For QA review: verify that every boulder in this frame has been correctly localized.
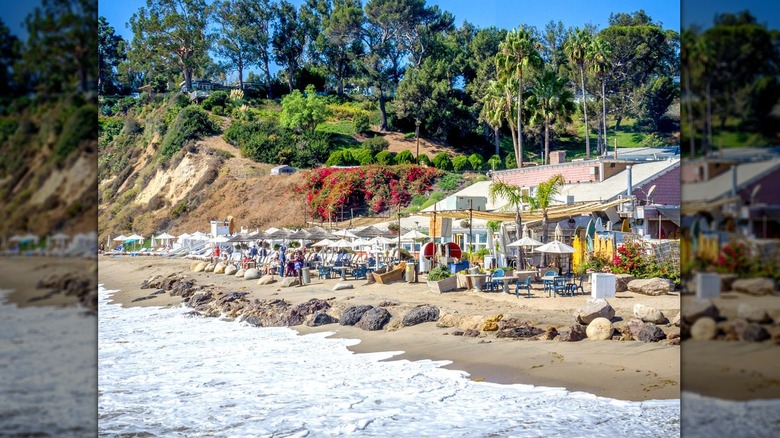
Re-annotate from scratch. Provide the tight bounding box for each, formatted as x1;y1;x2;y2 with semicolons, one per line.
355;307;391;331
402;306;440;326
280;277;300;288
235;269;245;278
307;312;339;327
188;291;214;308
280;299;331;326
627;278;674;296
496;324;544;339
140;274;164;289
190;261;201;271
559;325;587;342
576;298;615;325
204;263;215;272
725;318;749;341
436;313;485;331
462;329;481;337
332;283;354;291
193;262;208;272
213;262;226;274
340;305;374;326
670;312;681;327
257;275;276;285
637;323;667;342
720;273;738;292
682;299;719;324
732;278;775;296
243;268;261;280
586;317;613;340
690;317;717;340
741;323;770;342
614;274;635;292
737;303;772;323
625;318;646;339
632;303;666;324
224;264;238;276
481;314;504;331
169;278;197;299
542;327;559;340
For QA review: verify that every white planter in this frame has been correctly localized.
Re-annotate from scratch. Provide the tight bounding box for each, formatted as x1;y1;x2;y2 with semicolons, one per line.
427;275;458;293
591;273;616;298
695;272;721;298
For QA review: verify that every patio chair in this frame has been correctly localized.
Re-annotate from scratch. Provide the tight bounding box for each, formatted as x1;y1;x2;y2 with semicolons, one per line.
569;274;587;295
486;269;504;292
542;270;556;293
550;276;569;297
351;264;367;280
317;265;332;279
515;276;532;298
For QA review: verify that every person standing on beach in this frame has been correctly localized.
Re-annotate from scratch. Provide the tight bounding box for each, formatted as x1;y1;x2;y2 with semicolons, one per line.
278;245;286;277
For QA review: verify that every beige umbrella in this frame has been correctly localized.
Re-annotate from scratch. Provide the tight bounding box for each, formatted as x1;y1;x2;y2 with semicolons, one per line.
534;240;575;254
332;229;358;239
507;236;543;247
329;238;354;248
311;238;335;247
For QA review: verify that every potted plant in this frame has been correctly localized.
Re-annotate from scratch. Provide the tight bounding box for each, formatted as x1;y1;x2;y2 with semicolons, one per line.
426;264;457;293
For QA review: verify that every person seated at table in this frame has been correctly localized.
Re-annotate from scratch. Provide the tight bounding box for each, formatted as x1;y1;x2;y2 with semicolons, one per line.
366;254;375;267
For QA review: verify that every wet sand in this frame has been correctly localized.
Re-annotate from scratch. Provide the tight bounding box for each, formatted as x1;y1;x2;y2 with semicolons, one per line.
0;256;96;307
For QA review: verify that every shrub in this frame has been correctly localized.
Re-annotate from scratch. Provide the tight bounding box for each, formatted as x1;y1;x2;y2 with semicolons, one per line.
452;155;469;172
427;264;451;281
202;90;229;111
432;152;453;170
437;172;463;191
487;154;502;170
353;112;370;133
363;136;389;155
468;153;485;171
395;149;415;164
419;191;444;209
123;117;142;135
352;148;375;166
418;154;432;166
160;106;218;158
211;105;226;116
171;201;188;219
325;150;355;166
55;104;97;159
375;150;395;165
504;153;516;169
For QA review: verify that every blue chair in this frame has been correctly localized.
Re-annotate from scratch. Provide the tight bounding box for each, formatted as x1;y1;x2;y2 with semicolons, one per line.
515;276;532;298
317;265;332;279
551;276;569;297
487;269;505;292
542;270;556;293
351;264;367;280
569;274;587;295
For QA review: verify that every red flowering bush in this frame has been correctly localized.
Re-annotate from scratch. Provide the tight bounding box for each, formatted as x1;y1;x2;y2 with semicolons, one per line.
715;242;752;277
611;239;650;277
296;165;441;220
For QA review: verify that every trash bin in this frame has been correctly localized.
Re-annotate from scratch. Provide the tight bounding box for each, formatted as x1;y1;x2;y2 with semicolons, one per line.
301;267;310;285
406;263;417;283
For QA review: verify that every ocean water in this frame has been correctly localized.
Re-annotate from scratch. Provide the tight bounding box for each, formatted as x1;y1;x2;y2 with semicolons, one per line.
0;289;97;436
98;285;680;437
681;392;780;437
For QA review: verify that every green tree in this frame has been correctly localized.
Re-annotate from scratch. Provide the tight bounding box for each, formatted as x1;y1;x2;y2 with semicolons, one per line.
272;0;307;93
213;0;259;91
639;76;676;131
321;0;364;96
488;180;526;263
496;27;541;168
0;19;21;96
395;149;416;164
588;36;612;155
280;84;330;134
527;70;575;164
98;16;125;94
468;153;485;171
235;0;274;97
524;174;565;247
452;155;469;171
564;27;592;158
432;152;452;170
375;150;394;165
128;0;212;92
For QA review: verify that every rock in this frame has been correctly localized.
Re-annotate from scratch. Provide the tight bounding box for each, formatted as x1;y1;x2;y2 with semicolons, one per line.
188;291;214;308
732;278;775;295
451;330;465;336
614;274;635;292
575;298;615;325
670;312;681;327
627;278;674;296
193;262;208;272
626;319;646;339
637;323;667;342
435;314;485;331
481;314;504;331
355;307;391;331
690;317;717;340
543;327;559;340
307;312;339;327
720;273;738;292
378;300;399;307
332;282;354;291
140;274;164;289
402;306;440;326
131;295;156;302
257;275;276;285
632;303;666;324
737;303;772;323
235;269;245;278
224;264;238;276
243;268;261;280
559;325;587;342
340;305;374;326
496;324;544;338
169;278;197;299
190;261;201;271
213;262;226;274
586;317;613;340
726;318;749;340
682;299;720;324
280;299;331;326
204;263;215;272
463;329;481;337
741;323;770;342
280;277;300;287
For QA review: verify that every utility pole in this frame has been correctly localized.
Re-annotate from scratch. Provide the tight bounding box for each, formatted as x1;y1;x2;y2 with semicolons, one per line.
397;204;402;266
415;119;421;164
468;199;473;253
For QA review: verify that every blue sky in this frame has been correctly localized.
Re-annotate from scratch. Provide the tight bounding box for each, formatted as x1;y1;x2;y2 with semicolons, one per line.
1;1;41;40
682;0;780;29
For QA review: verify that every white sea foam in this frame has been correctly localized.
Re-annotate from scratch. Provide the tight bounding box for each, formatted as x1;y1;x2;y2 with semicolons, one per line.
681;391;780;437
0;289;96;436
98;285;679;436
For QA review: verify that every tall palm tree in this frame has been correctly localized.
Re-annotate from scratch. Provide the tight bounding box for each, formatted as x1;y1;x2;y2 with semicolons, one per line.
496;27;542;168
680;28;697;157
565;27;592;158
588;36;612;156
527;70;575;165
523;174;565;265
488;180;528;265
480;80;508;157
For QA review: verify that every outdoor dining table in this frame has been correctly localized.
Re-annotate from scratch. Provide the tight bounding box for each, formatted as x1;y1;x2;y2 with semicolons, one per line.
490;276;520;294
513;270;538;280
464;273;489;292
541;275;571;297
331;266;351;281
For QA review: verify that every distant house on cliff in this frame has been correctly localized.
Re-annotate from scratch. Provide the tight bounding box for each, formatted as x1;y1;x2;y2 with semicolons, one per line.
271;165;296;176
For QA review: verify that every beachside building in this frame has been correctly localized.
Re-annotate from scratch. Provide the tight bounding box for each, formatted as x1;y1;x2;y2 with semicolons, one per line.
271;165;296;176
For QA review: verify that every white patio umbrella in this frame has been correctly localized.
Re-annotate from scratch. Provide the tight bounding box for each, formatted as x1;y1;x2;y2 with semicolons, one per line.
369;236;395;245
329;238;354;248
311;238;335;247
400;229;428;241
534;240;575;254
125;234;144;251
351;238;372;248
113;234;128;241
507;236;543;247
211;235;230;243
332;229;358;239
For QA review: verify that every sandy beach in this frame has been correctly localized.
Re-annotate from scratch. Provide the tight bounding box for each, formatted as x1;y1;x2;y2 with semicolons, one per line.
99;255;680;401
0;256;97;308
